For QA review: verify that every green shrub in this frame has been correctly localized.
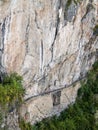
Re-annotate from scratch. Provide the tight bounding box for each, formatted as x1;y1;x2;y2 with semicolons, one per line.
66;0;80;10
0;73;25;109
19;119;33;130
93;25;98;36
0;73;25;127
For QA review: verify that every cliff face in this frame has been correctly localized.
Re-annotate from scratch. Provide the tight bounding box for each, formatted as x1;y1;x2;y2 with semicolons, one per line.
0;0;98;98
0;0;98;124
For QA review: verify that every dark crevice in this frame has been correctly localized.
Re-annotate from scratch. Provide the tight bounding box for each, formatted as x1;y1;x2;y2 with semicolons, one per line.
50;4;61;62
25;17;30;54
40;40;44;73
1;18;6;52
64;0;79;22
84;35;97;51
7;13;11;37
21;17;30;69
41;40;43;65
0;14;14;81
0;17;7;81
34;11;41;30
81;3;94;22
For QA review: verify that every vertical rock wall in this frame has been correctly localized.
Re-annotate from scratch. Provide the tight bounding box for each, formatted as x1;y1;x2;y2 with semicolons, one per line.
0;0;98;126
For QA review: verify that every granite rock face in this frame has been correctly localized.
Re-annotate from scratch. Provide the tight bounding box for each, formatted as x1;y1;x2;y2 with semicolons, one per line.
0;0;98;104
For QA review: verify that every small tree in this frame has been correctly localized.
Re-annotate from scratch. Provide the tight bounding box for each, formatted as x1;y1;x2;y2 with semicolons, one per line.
0;73;25;129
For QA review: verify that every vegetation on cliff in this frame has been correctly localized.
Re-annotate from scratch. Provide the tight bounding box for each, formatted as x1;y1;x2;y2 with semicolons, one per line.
19;61;98;130
66;0;80;7
0;73;25;129
93;25;98;36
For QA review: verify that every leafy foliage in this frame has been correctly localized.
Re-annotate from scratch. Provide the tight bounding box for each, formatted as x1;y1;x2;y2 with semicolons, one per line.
93;25;98;36
0;73;25;127
66;0;80;10
19;119;33;130
0;73;25;107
